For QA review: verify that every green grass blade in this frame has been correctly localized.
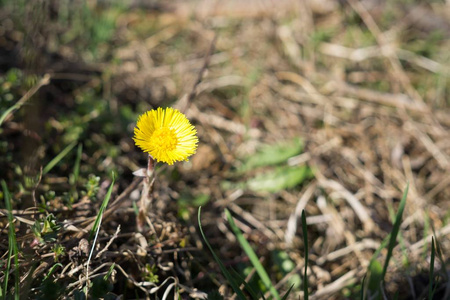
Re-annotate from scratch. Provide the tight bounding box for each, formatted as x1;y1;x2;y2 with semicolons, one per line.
229;268;259;299
2;180;19;300
43;141;77;175
281;284;295;300
301;210;309;300
89;173;115;241
43;263;63;281
429;237;435;300
422;212;430;260
225;209;281;300
393;291;399;300
368;236;390;267
360;275;366;300
381;183;409;280
432;239;445;297
2;180;12;300
104;263;116;280
197;207;247;300
73;143;83;184
363;235;390;299
86;174;115;296
0;105;18;126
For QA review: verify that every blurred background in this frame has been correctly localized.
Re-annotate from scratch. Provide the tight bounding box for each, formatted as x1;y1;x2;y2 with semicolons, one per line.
0;0;449;299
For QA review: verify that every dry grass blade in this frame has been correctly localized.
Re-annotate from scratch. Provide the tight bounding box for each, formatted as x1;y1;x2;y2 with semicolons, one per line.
285;183;316;245
316;175;374;233
310;270;357;300
346;0;423;104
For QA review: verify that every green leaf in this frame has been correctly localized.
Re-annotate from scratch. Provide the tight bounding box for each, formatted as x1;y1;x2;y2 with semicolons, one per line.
247;166;312;192
281;284;295;300
241;138;303;171
229;268;260;299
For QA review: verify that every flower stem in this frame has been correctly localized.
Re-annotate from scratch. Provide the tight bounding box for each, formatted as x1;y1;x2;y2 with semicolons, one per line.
137;155;156;231
147;154;155;176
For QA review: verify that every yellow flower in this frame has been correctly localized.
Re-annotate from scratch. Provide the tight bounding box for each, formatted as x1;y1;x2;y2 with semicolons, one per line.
133;107;198;165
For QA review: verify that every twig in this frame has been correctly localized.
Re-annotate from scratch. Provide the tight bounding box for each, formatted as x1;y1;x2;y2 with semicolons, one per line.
95;225;121;259
425;171;450;200
316;239;379;265
410;224;450;253
178;33;218;114
320;43;448;75
316;172;375;233
67;263;114;291
404;121;450;169
330;81;424;111
285;183;316;245
113;264;150;297
228;202;277;240
310;270;357;299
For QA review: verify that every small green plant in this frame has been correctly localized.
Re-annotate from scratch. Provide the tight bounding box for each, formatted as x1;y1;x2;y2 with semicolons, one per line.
32;214;61;244
39;190;56;211
143;264;159;283
52;244;65;262
84;174;101;200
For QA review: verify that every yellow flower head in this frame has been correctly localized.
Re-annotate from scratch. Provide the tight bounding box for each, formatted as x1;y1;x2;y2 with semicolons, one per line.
133;107;198;165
